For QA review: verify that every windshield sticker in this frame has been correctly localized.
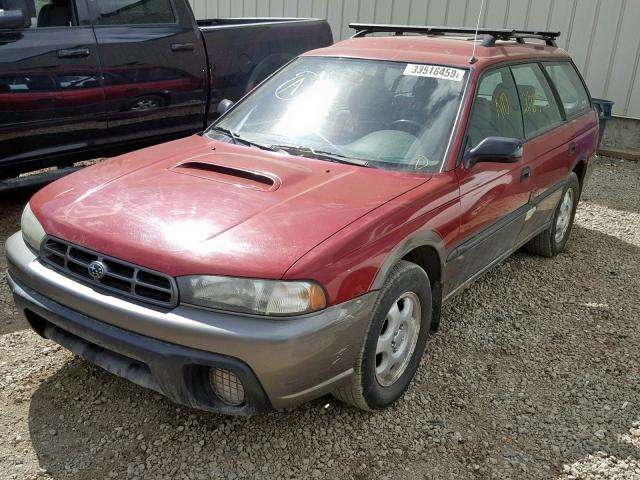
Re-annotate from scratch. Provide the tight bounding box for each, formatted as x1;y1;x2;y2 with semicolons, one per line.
403;64;465;82
275;71;318;100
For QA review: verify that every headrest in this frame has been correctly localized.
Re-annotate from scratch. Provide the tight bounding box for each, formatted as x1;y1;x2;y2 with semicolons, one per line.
412;76;437;97
518;85;540;114
491;83;512;118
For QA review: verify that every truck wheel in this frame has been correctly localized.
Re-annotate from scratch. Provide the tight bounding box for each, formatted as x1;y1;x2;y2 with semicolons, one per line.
332;260;432;410
526;172;580;257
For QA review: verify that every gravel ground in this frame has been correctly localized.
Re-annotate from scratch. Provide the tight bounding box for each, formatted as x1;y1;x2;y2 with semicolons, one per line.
0;156;638;480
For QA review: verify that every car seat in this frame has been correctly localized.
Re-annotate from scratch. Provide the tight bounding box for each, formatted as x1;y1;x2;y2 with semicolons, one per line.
490;82;522;139
467;97;493;147
518;84;548;135
348;75;394;137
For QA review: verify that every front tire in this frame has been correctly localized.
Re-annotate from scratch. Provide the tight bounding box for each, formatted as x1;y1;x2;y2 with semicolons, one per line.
526;173;580;257
332;261;432;410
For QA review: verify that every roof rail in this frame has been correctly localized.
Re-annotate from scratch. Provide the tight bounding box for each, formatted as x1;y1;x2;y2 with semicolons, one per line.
349;23;560;47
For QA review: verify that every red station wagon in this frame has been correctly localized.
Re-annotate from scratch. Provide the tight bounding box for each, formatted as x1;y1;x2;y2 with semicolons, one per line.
6;24;598;414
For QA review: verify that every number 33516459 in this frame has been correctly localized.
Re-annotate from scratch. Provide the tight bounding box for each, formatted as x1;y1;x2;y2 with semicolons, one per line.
403;64;465;82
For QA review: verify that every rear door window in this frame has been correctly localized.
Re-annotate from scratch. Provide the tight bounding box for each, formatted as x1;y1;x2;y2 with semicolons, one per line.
466;67;524;148
94;0;175;25
510;63;563;138
544;62;591;117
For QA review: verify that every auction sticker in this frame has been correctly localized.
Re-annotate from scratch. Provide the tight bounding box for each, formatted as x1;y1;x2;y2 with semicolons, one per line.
403;64;465;82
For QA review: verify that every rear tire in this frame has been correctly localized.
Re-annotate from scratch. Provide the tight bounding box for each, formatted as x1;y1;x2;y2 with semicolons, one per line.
526;173;580;257
332;260;432;410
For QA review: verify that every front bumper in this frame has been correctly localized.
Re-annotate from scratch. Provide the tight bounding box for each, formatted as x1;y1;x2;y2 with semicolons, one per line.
5;232;376;414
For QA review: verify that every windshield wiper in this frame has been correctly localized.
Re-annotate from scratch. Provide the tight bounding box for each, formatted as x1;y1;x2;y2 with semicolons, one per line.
209;127;278;152
272;145;371;167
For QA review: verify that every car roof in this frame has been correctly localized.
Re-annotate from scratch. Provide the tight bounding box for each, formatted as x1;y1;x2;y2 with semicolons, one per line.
304;35;571;69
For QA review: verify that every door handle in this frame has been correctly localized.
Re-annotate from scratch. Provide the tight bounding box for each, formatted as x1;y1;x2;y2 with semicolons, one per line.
520;166;531;182
57;48;90;58
171;42;195;52
568;142;577;155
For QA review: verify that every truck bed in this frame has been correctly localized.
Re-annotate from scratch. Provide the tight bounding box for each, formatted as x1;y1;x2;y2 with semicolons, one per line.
197;17;333;122
197;17;328;29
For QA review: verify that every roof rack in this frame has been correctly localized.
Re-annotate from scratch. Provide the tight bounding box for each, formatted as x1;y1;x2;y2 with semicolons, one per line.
349;23;560;47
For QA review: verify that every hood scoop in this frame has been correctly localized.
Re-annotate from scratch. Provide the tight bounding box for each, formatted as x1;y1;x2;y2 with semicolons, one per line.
171;161;280;191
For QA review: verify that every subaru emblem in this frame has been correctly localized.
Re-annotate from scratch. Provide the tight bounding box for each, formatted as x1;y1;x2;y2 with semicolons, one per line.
88;261;106;279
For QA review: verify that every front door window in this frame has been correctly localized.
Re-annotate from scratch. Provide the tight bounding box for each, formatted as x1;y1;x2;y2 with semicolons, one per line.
466;66;524;148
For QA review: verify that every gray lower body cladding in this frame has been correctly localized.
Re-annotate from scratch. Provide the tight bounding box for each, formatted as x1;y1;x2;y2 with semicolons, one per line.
5;232;377;414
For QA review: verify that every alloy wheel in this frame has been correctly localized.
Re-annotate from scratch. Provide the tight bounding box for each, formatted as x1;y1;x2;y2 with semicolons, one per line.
375;291;421;387
555;189;574;243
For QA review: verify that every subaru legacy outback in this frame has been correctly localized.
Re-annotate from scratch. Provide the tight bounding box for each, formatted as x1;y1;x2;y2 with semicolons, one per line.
6;24;598;414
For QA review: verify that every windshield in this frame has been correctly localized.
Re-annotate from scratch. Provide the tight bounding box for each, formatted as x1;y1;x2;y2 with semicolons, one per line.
206;56;468;172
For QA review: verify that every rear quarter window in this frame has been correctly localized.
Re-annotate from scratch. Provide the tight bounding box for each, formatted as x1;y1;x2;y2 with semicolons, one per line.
544;62;591;117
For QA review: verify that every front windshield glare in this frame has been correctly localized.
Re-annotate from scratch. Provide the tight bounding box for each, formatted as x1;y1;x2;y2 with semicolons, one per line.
207;56;467;172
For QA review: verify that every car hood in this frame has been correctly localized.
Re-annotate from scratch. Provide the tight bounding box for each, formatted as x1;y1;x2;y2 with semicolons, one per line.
31;135;430;278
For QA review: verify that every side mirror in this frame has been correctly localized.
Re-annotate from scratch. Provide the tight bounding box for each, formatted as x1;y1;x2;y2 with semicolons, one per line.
463;137;523;169
0;9;29;29
217;99;234;116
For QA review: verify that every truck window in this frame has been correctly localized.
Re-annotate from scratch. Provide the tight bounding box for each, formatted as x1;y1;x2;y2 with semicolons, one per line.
0;0;76;27
94;0;175;25
544;62;591;117
510;63;563;138
467;67;524;148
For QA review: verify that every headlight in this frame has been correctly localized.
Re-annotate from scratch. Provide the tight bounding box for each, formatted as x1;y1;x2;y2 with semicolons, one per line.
21;203;46;251
178;275;327;316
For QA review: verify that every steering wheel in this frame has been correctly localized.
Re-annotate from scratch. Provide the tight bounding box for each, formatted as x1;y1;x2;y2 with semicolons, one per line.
389;119;423;136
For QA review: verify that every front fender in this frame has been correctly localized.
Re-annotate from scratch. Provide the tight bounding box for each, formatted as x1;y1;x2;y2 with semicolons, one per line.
370;230;446;290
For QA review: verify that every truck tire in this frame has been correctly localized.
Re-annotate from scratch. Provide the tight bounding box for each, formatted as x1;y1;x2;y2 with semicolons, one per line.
526;173;580;257
332;260;432;410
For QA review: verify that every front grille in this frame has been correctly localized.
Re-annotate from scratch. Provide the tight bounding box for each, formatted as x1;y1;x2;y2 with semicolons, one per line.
40;236;178;308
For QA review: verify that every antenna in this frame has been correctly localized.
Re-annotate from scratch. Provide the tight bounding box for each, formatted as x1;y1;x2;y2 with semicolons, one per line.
469;0;486;64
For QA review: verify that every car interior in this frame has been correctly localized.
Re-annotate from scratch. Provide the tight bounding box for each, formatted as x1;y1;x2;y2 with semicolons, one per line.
467;76;523;148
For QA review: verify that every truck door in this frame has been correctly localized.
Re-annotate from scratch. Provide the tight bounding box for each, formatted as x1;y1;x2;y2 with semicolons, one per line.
0;0;104;177
88;0;208;144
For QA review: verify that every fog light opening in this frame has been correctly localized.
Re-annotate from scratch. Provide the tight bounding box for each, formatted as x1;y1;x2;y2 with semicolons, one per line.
209;368;245;406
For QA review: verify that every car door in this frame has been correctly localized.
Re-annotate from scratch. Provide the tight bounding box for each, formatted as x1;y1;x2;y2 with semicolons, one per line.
541;61;597;180
445;66;533;295
0;0;104;176
88;0;208;144
509;62;568;244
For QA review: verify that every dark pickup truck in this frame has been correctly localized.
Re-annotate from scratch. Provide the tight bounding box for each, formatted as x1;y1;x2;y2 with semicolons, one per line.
0;0;332;179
